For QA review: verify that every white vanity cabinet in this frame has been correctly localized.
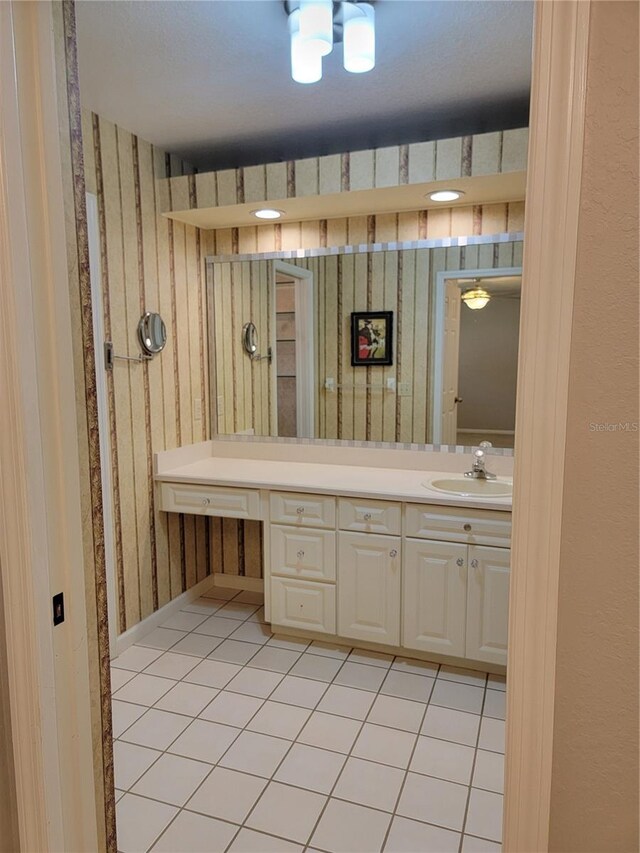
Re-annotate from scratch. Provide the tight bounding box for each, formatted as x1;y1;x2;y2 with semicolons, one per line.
465;545;511;664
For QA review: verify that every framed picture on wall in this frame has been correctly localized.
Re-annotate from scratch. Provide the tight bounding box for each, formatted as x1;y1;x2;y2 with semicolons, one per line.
351;311;394;366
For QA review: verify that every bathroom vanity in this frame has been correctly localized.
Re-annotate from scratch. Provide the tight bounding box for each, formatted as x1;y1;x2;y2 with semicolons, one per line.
156;440;513;671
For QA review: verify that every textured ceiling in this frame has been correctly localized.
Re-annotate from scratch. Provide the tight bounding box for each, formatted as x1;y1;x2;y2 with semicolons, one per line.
76;0;533;171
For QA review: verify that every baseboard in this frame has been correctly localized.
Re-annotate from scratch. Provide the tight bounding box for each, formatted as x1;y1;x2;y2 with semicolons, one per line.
212;573;264;593
112;574;217;659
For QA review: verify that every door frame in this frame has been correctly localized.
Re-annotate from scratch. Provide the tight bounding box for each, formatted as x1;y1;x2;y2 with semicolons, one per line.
432;266;522;444
272;260;316;438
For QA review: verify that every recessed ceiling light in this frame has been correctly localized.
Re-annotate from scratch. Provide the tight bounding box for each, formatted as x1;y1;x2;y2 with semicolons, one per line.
428;190;465;202
252;208;285;220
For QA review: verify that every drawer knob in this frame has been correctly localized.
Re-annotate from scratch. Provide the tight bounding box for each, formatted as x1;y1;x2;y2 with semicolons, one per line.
297;550;305;559
202;498;211;506
463;523;472;532
390;549;398;558
456;557;464;567
471;558;479;569
296;506;305;515
363;513;372;521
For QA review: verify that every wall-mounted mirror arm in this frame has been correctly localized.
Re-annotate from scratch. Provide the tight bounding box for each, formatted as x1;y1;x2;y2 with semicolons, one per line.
104;341;152;369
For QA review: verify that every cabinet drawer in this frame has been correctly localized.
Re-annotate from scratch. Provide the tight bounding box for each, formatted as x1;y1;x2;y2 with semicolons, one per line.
271;577;336;635
405;504;511;546
270;492;336;529
338;498;402;535
270;525;336;582
160;482;260;519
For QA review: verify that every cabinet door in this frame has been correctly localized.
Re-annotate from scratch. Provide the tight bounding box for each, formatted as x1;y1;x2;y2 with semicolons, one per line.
270;525;336;582
403;539;468;657
466;545;510;665
338;532;401;646
271;577;336;634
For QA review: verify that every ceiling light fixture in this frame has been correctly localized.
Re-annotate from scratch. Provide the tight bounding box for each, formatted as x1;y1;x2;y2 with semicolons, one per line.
285;1;376;84
252;208;285;220
429;189;465;202
461;286;491;310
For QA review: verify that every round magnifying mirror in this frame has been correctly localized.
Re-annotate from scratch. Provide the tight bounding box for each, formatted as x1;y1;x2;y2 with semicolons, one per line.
138;312;167;356
242;322;258;356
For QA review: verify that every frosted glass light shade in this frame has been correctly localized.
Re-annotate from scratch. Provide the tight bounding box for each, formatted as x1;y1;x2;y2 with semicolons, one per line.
343;2;375;73
299;0;333;57
462;287;491;310
289;10;323;84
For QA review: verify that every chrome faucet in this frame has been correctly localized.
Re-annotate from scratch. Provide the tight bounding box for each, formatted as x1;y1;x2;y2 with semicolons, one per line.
465;443;497;480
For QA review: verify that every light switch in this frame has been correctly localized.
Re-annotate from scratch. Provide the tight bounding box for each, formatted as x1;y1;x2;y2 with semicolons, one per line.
194;397;202;421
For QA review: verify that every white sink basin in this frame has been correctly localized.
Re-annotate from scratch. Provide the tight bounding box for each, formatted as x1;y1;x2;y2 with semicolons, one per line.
425;477;513;498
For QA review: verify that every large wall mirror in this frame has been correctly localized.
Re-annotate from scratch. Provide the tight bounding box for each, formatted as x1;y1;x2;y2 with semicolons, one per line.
208;236;522;449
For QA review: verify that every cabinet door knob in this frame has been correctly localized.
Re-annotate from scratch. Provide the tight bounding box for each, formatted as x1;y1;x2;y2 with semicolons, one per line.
201;497;211;506
363;513;372;521
296;506;305;515
297;550;305;559
456;557;464;566
463;523;472;532
390;549;398;558
471;558;479;569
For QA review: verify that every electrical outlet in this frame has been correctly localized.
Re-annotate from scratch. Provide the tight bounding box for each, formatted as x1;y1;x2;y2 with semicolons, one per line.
217;395;224;416
398;382;412;397
194;397;202;421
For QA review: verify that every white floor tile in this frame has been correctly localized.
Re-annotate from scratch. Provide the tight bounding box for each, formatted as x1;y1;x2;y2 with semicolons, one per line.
116;793;177;853
112;645;163;672
181;597;225;615
193;615;240;638
202;586;239;600
385;816;461;853
483;689;506;720
228;828;303;853
472;749;505;794
311;798;391;853
143;652;200;681
487;673;506;692
347;649;394;668
334;662;387;692
307;640;350;659
274;743;346;794
113;674;177;707
225;666;284;698
380;670;435;703
168;718;240;764
465;788;503;842
391;657;439;676
229;621;273;645
246;606;267;624
247;701;311;740
290;653;344;682
249;645;302;673
267;634;310;651
160;611;209;632
410;736;475;785
352;723;416;769
478;717;505;753
438;665;487;688
132;752;212;806
186;765;267;823
115;788;125;803
110;667;136;692
151;809;238;853
461;834;502;852
234;590;265;605
120;709;191;750
421;705;481;747
431;679;485;714
219;730;291;778
246;781;326;844
397;773;468;831
154;682;219;717
269;675;328;709
112;700;146;739
367;695;426;733
334;756;404;812
200;690;265;727
215;601;262;620
137;627;187;650
317;684;376;720
298;711;362;754
170;633;224;658
113;740;161;790
208;639;262;665
183;659;242;689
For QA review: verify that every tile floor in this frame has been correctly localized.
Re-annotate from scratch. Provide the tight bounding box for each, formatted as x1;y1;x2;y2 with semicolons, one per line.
112;588;506;853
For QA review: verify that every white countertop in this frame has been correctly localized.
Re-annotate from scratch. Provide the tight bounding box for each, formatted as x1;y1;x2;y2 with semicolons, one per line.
155;455;512;512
